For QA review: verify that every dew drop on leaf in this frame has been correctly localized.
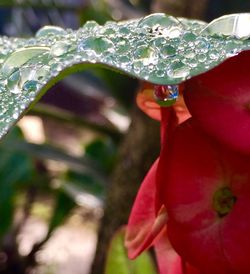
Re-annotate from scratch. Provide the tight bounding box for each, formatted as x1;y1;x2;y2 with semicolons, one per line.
7;69;21;94
78;37;114;56
22;80;40;93
197;53;206;62
138;13;180;30
154;85;179;106
138;13;183;38
1;47;50;77
50;42;70;57
0;53;6;64
167;61;190;79
0;82;7;93
209;49;220;60
82;21;100;31
201;13;250;39
134;45;158;65
160;45;176;58
35;26;67;38
12;112;19;119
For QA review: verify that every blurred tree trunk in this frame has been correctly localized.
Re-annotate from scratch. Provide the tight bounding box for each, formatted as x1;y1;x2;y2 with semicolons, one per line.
91;1;209;274
91;105;160;274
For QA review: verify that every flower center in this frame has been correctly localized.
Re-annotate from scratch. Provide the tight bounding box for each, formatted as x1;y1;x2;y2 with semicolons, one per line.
213;187;237;217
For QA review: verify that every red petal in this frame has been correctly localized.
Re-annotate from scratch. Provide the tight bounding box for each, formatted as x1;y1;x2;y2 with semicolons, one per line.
125;159;167;258
154;228;183;274
184;50;250;154
154;228;202;274
136;83;161;121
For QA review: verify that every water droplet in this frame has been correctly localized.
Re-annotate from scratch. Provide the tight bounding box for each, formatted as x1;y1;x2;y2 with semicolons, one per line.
116;38;129;54
152;37;167;47
12;112;19;119
134;45;158;65
195;38;210;54
182;32;197;42
78;37;114;56
132;60;143;74
7;69;21;94
1;47;50;77
154;85;179;106
187;59;198;68
50;63;64;75
82;21;100;31
0;82;7;93
0;53;6;64
209;49;220;60
138;13;184;38
119;26;130;35
118;56;130;67
184;49;195;59
167;27;182;38
197;53;206;62
167;61;190;79
201;14;250;39
138;13;180;29
36;26;67;38
50;42;70;57
22;80;40;93
100;26;116;36
160;45;176;58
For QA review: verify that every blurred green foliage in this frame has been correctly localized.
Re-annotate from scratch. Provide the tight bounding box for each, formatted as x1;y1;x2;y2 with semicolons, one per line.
105;228;157;274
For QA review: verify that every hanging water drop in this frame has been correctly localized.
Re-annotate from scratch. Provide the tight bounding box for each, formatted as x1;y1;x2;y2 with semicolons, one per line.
154;85;179;107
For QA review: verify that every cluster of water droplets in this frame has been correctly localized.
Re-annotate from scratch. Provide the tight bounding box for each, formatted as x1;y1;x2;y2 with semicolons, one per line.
0;13;250;138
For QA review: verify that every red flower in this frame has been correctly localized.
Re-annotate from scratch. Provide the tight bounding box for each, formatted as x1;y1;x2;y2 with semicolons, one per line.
126;51;250;274
126;88;196;273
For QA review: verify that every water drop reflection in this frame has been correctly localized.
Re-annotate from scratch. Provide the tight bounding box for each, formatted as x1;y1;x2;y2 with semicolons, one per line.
154;85;179;107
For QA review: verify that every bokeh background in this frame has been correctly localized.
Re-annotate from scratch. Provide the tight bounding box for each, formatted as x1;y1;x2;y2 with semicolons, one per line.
0;1;249;274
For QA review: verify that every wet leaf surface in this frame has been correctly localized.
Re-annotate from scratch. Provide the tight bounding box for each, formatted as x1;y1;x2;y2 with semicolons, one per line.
0;13;250;138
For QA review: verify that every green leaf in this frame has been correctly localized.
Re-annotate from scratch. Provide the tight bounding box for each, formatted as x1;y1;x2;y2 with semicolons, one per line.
47;190;75;234
85;138;117;172
2;139;107;179
0;127;34;237
0;13;250;138
105;228;157;274
64;170;105;197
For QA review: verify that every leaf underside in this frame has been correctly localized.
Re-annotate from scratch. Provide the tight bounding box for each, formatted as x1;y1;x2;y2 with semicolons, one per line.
0;13;250;138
